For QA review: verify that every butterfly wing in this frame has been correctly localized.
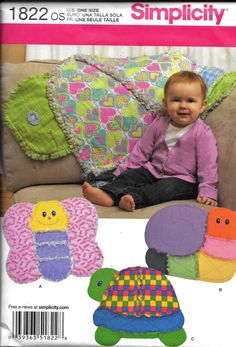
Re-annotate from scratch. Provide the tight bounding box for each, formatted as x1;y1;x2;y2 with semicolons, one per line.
62;198;103;277
3;203;40;283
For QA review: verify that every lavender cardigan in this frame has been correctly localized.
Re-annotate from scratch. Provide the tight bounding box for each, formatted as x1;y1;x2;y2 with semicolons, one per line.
114;115;218;200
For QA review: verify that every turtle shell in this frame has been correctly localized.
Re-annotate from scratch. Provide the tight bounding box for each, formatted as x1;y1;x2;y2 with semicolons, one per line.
98;266;179;317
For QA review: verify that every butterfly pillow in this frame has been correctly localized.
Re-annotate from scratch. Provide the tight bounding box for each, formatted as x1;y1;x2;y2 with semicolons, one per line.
3;198;103;283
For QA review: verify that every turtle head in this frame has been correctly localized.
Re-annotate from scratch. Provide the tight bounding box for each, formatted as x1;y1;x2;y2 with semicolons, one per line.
88;268;117;302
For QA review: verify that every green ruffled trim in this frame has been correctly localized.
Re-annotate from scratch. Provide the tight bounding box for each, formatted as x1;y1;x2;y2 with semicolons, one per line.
3;73;71;161
79;160;117;176
201;72;236;121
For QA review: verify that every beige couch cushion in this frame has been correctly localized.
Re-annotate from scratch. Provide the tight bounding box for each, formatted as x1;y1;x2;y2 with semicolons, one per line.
13;184;212;218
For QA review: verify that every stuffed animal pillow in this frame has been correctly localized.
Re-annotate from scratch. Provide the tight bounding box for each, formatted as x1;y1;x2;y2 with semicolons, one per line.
3;198;103;283
88;266;187;346
145;204;236;282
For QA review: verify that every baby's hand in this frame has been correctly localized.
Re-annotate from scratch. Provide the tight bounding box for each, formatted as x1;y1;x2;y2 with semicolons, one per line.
196;196;218;206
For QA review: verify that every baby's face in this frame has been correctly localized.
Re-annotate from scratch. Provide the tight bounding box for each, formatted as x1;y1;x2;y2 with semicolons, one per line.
163;81;207;128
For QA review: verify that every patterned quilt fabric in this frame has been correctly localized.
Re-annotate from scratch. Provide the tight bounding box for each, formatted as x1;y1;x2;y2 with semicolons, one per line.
47;52;197;174
98;266;179;318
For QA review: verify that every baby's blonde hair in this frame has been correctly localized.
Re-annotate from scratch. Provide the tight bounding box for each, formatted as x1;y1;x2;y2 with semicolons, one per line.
164;71;207;99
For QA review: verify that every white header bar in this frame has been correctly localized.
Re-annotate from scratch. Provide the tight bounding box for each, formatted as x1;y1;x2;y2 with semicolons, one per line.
1;2;235;26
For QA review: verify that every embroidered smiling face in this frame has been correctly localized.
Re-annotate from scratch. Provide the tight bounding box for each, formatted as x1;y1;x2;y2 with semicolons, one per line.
206;208;236;240
29;201;69;232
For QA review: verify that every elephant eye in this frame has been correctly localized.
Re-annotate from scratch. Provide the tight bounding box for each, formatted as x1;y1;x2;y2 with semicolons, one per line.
216;218;220;223
42;211;47;217
52;210;56;216
225;219;230;224
97;281;102;287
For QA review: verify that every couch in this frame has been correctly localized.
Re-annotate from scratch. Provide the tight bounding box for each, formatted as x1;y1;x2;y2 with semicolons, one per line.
1;60;236;218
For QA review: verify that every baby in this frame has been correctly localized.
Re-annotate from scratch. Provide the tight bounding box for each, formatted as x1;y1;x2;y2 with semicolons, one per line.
83;71;218;211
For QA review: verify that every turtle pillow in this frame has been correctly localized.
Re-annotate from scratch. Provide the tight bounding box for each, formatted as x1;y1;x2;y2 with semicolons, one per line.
88;266;187;346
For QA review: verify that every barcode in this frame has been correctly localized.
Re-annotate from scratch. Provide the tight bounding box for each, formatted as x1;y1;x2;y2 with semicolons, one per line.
12;311;65;339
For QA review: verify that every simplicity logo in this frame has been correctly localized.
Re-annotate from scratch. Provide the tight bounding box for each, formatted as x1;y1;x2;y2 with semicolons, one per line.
131;3;226;25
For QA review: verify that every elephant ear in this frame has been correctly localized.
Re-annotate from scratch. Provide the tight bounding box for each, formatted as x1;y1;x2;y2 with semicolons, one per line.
3;73;71;160
145;204;208;257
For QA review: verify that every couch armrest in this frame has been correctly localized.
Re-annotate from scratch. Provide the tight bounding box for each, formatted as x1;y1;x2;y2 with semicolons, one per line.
205;87;236;210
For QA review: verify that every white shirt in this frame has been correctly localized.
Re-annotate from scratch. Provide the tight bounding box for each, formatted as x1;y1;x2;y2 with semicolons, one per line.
165;122;194;149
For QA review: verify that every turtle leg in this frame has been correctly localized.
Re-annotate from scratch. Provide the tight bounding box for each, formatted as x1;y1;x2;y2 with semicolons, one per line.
95;326;122;346
159;328;187;347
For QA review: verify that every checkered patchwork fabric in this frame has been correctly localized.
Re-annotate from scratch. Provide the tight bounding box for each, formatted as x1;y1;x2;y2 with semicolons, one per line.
99;267;179;317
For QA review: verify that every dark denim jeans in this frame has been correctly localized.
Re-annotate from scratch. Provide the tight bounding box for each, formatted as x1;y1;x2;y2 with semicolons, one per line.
101;167;198;209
